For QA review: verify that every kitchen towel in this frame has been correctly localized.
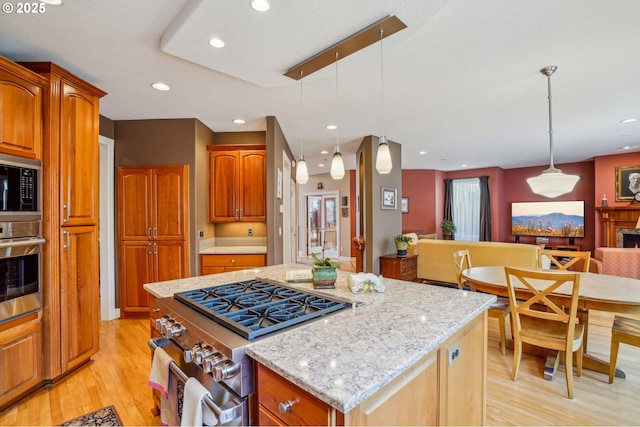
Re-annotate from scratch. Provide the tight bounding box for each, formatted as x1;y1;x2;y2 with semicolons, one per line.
181;377;217;427
148;347;172;398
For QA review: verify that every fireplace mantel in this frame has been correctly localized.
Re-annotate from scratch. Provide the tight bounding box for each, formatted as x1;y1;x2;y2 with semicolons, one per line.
598;205;640;247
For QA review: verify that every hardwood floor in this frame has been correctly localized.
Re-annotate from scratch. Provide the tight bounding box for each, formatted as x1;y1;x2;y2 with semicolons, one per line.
0;310;638;425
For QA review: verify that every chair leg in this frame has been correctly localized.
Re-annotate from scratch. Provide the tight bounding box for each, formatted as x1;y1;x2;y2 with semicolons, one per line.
576;343;583;377
609;334;620;384
512;339;522;381
565;349;574;399
498;314;507;355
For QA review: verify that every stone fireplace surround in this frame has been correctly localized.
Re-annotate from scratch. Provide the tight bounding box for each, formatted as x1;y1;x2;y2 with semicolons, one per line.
616;228;640;247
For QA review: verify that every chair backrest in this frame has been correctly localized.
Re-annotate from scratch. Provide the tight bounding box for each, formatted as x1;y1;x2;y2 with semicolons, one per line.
504;267;581;350
452;249;471;290
538;249;591;272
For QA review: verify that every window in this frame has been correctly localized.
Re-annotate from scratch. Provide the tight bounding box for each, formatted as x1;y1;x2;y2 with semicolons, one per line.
452;178;480;241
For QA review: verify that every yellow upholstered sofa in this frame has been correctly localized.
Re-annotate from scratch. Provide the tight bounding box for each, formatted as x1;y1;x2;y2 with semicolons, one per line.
416;239;540;284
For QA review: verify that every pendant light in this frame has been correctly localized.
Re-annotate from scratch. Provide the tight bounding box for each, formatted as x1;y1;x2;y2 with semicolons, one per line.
375;28;392;174
526;66;579;198
295;70;309;184
330;52;345;180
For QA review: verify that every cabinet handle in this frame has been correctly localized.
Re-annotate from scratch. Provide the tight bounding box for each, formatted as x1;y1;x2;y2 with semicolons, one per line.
230;259;235;264
278;400;295;415
148;242;152;254
147;227;152;239
154;242;158;254
63;205;69;223
153;227;157;239
62;230;70;249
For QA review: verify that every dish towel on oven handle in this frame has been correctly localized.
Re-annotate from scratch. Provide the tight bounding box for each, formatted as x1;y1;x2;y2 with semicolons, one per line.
181;377;217;426
148;346;172;398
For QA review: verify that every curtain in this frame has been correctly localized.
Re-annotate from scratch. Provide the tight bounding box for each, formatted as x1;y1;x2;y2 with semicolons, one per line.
444;179;453;222
452;178;480;241
479;176;492;241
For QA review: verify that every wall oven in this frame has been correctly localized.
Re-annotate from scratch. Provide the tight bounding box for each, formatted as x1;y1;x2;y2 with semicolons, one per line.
0;153;40;221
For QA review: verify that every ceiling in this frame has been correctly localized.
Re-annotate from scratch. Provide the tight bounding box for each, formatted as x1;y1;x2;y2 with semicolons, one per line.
2;0;639;175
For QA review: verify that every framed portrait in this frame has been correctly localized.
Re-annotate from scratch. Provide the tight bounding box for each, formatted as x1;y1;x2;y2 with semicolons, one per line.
401;197;409;213
381;187;397;210
615;165;640;201
341;196;348;206
341;207;348;217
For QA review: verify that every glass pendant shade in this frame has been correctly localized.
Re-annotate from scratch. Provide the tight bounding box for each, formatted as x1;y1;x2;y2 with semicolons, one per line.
376;137;393;174
330;150;345;179
296;156;309;184
527;65;578;198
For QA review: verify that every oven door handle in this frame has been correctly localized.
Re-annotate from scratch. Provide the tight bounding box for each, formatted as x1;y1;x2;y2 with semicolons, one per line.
148;337;244;425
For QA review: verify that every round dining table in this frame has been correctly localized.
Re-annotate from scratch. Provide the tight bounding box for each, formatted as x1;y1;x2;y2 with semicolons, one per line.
461;266;640;380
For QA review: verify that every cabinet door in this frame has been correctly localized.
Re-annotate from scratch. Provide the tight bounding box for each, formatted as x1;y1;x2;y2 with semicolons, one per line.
239;150;266;221
0;320;42;408
60;81;100;226
153;241;189;282
153;166;189;240
209;151;239;222
60;226;99;372
0;68;43;160
119;241;153;318
118;168;153;240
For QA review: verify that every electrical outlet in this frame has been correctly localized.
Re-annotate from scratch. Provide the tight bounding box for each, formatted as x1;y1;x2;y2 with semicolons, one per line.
248;227;253;236
199;231;204;238
448;344;460;365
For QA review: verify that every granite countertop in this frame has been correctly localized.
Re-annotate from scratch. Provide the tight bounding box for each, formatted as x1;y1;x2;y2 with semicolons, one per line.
143;264;495;414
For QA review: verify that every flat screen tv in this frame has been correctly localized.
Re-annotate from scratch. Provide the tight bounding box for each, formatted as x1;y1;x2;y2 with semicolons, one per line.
511;201;585;237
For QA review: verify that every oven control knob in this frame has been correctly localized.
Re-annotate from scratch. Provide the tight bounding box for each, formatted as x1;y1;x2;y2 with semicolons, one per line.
155;315;171;332
203;352;225;373
184;343;202;363
160;319;176;335
194;345;214;365
165;322;185;339
213;360;240;382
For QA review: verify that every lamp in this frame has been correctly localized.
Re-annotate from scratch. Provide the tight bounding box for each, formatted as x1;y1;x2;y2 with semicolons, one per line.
526;66;579;198
330;52;345;180
375;28;393;174
295;70;309;184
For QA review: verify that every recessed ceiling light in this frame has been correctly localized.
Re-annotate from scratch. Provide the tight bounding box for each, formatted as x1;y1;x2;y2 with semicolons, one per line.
461;164;468;168
250;0;270;12
620;118;637;124
232;118;246;124
38;0;63;5
618;145;635;151
326;124;337;130
209;38;225;48
318;163;325;168
151;82;170;91
320;150;329;154
418;150;427;155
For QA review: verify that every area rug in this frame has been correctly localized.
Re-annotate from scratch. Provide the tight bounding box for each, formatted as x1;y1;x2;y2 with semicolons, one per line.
58;405;123;426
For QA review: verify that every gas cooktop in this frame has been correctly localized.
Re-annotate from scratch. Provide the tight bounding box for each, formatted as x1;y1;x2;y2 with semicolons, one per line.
174;279;349;340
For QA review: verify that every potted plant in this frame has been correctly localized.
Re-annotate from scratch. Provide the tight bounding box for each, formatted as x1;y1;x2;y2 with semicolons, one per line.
394;234;413;257
311;253;339;289
441;219;457;240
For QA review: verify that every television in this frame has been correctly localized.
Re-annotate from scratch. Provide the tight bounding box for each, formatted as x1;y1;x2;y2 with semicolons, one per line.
511;201;585;238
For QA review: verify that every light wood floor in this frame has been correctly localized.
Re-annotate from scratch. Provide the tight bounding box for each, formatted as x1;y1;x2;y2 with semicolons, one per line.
0;311;639;426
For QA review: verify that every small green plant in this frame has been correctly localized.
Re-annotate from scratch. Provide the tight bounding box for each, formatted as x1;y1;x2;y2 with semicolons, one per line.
311;253;339;269
394;235;413;244
441;219;457;235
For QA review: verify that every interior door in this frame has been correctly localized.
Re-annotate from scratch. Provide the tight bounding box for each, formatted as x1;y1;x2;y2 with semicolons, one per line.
306;193;339;259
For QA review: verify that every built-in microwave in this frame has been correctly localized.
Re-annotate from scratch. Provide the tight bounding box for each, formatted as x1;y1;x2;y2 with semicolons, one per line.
0;153;41;221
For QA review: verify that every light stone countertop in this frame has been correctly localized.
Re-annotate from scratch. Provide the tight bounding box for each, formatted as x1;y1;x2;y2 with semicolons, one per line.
143;264;496;414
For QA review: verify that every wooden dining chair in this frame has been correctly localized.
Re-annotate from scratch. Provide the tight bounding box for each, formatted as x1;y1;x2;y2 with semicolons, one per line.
504;267;584;399
452;249;509;355
538;249;591;272
609;315;640;384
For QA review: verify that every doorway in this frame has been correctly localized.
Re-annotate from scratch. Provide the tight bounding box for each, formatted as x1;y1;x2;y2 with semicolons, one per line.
99;135;118;320
305;191;339;259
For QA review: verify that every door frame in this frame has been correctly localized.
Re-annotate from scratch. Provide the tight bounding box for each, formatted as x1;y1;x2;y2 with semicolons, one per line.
301;190;340;259
99;135;119;320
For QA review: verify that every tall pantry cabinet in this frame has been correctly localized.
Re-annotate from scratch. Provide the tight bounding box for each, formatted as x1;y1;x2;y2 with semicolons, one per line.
118;165;190;318
23;62;106;378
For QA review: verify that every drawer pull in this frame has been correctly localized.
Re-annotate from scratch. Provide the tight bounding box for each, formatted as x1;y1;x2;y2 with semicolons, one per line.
231;259;235;264
278;400;295;415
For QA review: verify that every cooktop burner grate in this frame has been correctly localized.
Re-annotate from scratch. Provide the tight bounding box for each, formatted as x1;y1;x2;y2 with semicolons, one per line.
174;279;348;340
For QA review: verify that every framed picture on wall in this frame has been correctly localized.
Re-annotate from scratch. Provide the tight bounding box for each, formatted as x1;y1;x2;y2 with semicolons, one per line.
341;207;348;217
616;165;640;201
381;187;397;210
401;197;409;213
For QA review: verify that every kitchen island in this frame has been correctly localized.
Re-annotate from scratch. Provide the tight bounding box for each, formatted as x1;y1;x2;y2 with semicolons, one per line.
144;264;495;426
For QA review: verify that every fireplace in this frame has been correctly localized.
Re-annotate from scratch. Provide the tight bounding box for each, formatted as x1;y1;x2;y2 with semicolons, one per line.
617;228;640;248
599;206;640;247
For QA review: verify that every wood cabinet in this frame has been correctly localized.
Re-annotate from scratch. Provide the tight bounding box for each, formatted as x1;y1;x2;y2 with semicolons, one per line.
0;56;46;160
0;314;42;410
200;253;266;275
208;146;266;223
118;165;190;318
22;61;106;380
379;254;417;281
255;313;486;426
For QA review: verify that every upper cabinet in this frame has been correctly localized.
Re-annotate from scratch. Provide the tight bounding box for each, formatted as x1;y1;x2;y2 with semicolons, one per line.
208;145;266;223
0;56;46;160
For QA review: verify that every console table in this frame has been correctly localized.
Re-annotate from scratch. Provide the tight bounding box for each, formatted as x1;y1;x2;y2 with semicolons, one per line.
380;254;417;281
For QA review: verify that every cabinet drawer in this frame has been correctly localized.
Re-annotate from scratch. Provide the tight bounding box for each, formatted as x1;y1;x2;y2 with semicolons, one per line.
200;254;266;267
256;364;332;426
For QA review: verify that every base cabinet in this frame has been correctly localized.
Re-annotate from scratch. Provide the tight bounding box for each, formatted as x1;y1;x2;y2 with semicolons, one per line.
255;312;486;426
0;318;43;409
200;254;266;275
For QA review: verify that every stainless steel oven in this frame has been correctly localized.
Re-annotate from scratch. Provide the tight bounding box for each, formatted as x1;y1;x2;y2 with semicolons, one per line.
0;154;41;221
0;220;44;323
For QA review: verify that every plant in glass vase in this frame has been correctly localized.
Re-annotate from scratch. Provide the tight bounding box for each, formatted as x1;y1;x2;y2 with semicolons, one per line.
311;253;339;289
